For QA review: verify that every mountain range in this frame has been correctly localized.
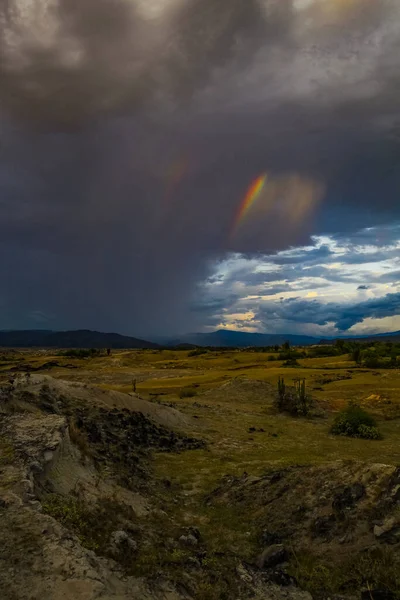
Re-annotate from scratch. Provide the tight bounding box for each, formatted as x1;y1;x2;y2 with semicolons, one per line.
0;329;159;349
158;329;400;347
0;328;399;349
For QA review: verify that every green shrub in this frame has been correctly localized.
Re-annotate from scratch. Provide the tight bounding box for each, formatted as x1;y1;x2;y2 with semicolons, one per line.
363;354;381;369
309;346;341;358
331;402;382;439
357;424;382;439
282;358;300;367
351;346;362;365
188;348;208;357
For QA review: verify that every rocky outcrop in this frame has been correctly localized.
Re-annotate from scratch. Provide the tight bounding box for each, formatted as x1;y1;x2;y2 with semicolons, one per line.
0;379;203;600
0;410;188;599
206;462;400;596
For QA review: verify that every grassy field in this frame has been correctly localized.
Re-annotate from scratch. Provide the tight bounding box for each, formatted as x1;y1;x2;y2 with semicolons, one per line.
3;347;400;483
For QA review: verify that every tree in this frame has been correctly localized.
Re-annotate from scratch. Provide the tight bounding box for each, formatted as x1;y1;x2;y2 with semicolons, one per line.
351;345;362;365
335;339;345;352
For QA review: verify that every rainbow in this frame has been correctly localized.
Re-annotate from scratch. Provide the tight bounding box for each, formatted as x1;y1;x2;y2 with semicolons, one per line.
231;174;267;236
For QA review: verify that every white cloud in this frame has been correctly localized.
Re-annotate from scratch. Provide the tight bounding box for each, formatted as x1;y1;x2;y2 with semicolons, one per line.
196;222;400;335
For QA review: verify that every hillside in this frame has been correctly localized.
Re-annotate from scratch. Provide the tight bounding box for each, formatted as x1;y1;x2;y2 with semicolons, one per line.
164;329;400;347
340;330;400;343
165;330;319;347
0;329;159;349
2;328;400;350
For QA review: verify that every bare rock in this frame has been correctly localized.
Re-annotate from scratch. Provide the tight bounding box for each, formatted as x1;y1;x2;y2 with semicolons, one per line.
374;517;400;544
332;483;365;512
110;530;138;552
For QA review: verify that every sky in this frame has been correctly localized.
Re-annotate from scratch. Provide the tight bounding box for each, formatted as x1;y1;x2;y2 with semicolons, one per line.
0;0;399;338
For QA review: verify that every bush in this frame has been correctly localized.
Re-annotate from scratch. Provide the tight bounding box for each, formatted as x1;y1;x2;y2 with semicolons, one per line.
351;346;362;365
309;346;341;358
282;358;300;367
188;348;208;357
357;424;382;439
331;402;382;439
363;356;381;369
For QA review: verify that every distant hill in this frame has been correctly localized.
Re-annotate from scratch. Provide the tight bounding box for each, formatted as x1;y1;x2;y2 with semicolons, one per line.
163;330;320;347
162;329;400;347
3;328;399;351
338;331;400;344
0;330;159;349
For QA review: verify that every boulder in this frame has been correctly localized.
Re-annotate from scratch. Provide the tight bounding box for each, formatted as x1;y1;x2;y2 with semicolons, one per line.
373;517;400;544
332;483;365;512
110;530;138;553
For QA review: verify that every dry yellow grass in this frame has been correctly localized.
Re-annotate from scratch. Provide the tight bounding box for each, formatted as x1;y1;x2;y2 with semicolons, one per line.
3;348;400;483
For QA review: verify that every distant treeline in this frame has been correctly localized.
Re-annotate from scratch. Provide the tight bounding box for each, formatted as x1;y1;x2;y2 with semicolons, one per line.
169;339;400;368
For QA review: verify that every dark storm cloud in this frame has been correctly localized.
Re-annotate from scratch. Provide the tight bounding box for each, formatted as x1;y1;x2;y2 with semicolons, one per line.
271;245;399;267
0;0;272;127
271;245;334;266
190;294;240;314
255;292;400;332
332;223;400;247
1;0;400;335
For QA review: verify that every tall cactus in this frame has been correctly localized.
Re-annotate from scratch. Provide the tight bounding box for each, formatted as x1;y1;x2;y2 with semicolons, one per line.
294;378;308;415
277;376;286;409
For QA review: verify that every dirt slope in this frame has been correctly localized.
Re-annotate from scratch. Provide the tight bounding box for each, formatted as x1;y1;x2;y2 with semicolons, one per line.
6;373;193;429
0;376;206;600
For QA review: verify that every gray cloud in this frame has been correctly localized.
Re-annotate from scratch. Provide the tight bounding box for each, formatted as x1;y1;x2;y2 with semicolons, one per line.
1;0;400;335
255;292;400;332
0;0;272;127
271;245;334;266
377;270;400;283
